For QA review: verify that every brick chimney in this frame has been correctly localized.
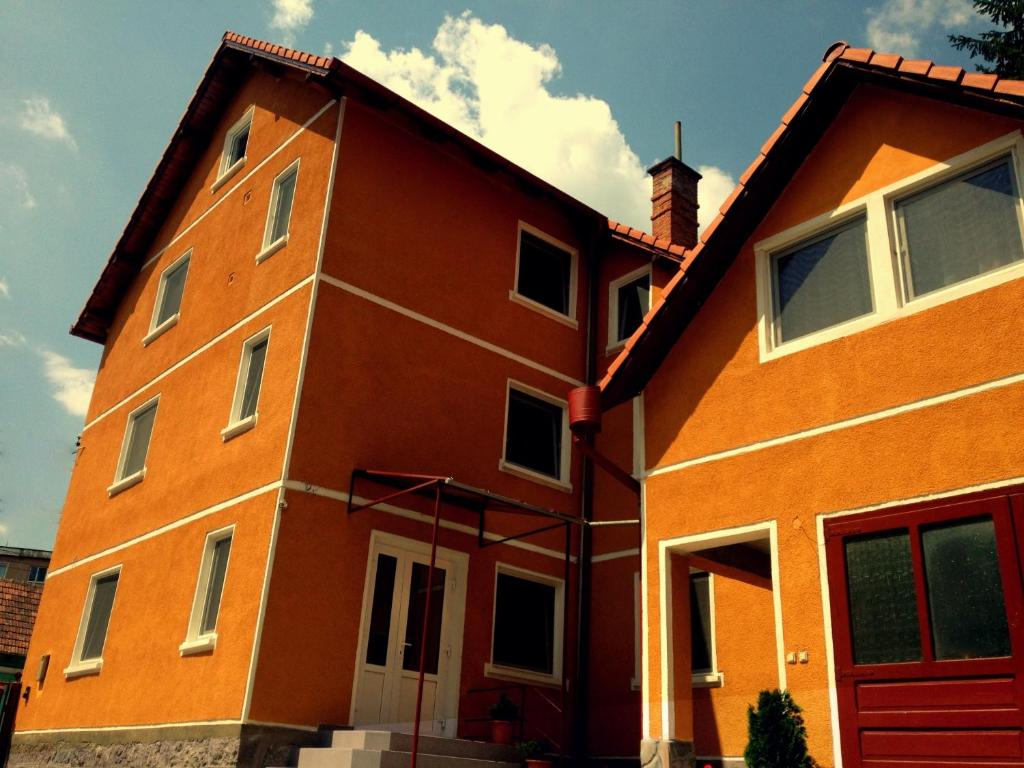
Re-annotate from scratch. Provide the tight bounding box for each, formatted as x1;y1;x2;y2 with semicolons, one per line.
647;123;701;248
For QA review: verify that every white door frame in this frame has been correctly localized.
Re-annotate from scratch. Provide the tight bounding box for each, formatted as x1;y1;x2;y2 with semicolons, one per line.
350;529;469;736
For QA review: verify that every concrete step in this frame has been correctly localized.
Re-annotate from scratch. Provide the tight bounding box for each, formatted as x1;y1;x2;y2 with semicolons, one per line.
297;746;521;768
328;730;518;762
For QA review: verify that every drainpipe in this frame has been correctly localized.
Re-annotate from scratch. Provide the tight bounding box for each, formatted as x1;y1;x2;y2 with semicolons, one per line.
571;223;600;766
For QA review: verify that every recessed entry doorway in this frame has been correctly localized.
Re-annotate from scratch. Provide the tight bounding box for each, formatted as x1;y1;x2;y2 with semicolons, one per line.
351;531;468;737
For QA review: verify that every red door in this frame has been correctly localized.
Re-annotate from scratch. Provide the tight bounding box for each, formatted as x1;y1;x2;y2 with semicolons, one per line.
826;492;1024;767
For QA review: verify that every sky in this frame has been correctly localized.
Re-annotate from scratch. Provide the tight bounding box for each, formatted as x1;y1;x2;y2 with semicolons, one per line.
0;0;986;549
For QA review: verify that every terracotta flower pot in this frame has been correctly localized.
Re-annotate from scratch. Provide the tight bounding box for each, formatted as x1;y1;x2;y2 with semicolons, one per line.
490;720;515;745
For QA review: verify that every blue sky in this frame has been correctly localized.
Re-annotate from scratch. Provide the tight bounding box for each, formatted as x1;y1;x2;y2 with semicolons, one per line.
0;0;984;549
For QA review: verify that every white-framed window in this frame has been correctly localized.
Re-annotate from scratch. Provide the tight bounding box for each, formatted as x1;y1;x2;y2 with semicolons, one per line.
28;565;47;583
0;563;8;580
213;106;253;191
608;266;652;352
257;159;299;263
108;396;159;496
65;565;120;678
510;222;579;328
143;249;191;345
222;328;270;441
180;526;233;655
755;130;1024;360
689;571;721;686
499;380;571;491
485;563;564;685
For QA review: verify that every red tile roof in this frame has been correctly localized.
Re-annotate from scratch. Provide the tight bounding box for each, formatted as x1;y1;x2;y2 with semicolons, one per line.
607;220;689;262
599;42;1024;408
0;581;43;657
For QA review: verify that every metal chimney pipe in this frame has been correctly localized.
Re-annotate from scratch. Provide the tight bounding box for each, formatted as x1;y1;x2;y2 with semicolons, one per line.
674;120;682;160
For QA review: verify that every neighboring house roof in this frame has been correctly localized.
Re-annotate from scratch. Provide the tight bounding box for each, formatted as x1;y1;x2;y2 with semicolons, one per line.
0;581;43;658
0;546;52;561
599;42;1024;409
73;32;606;344
607;220;688;263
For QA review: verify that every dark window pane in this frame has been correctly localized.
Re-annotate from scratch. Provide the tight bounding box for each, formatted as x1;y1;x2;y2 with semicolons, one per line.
366;554;397;666
845;530;921;665
156;258;189;326
617;274;650;342
28;566;46;583
690;573;712;673
493;572;556;674
517;231;572;315
200;536;232;634
239;339;268;420
899;159;1024;297
228;124;249;166
81;573;119;661
402;563;446;674
505;390;562;479
269;169;297;243
774;217;872;342
922;517;1010;660
122;404;157;478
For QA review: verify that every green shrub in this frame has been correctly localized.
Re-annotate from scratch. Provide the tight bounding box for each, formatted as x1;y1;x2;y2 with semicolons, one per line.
490;693;520;721
744;689;812;768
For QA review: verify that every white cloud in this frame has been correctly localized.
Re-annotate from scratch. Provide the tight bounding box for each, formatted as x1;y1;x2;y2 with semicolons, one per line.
0;278;8;299
0;523;8;539
269;0;314;45
0;164;36;210
0;330;25;347
39;350;94;418
866;0;978;57
696;165;736;233
17;96;77;150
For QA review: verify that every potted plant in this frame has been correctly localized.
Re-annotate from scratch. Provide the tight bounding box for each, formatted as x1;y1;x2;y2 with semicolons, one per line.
516;739;553;768
489;694;519;745
744;689;813;768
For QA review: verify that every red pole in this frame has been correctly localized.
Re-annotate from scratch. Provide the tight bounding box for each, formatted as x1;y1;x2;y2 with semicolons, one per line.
411;482;443;768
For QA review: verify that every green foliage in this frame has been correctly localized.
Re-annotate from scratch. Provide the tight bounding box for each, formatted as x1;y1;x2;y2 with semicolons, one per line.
949;1;1024;78
744;689;812;768
514;740;551;760
490;693;520;721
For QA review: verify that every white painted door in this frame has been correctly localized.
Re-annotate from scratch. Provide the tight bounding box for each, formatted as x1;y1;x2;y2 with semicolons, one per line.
352;535;466;736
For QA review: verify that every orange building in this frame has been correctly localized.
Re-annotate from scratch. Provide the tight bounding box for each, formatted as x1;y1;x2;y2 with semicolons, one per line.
593;42;1024;768
9;32;682;768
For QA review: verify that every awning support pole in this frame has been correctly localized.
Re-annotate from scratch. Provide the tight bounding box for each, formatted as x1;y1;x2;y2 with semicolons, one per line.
410;481;442;768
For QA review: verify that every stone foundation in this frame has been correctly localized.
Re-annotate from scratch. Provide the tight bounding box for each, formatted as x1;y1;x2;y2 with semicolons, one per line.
8;723;319;768
640;738;696;768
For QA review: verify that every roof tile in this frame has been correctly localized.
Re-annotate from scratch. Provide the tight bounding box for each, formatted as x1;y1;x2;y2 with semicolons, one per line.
802;61;831;95
781;92;809;126
929;65;964;83
739;153;766;186
840;47;873;63
869;52;902;70
995;79;1024;97
898;58;933;76
0;581;43;657
760;122;788;158
700;214;725;244
962;72;999;91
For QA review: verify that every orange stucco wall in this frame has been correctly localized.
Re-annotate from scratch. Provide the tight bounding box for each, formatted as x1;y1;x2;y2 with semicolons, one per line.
640;83;1024;766
19;70;339;733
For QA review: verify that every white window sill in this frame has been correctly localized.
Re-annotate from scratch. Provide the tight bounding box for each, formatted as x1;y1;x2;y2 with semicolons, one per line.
179;634;217;656
498;460;572;493
211;157;246;193
256;234;289;264
142;314;179;346
484;662;561;689
507;291;579;329
221;414;257;442
107;469;145;497
64;659;102;679
692;671;724;688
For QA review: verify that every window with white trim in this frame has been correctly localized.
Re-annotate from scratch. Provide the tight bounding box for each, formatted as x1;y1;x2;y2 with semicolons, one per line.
223;329;269;440
689;572;716;679
180;527;233;655
500;382;570;488
109;398;158;494
217;108;252;182
66;567;120;677
259;160;298;260
609;267;652;349
512;224;578;323
0;563;8;580
28;565;46;583
488;565;564;682
756;131;1024;359
146;250;190;343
